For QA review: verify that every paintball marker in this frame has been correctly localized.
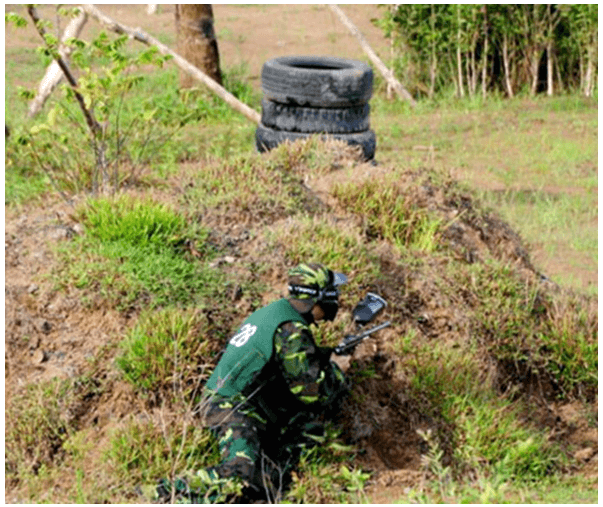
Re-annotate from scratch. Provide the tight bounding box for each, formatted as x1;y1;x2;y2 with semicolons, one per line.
333;293;391;355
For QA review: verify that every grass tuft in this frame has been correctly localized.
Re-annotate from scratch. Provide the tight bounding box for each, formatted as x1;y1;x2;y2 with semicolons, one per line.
115;307;216;395
54;194;223;310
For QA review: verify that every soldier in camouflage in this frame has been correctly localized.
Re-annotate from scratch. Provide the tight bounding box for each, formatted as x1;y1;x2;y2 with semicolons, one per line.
157;263;350;503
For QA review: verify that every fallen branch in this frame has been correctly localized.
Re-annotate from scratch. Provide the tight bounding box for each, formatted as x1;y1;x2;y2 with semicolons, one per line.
328;4;416;107
81;4;261;124
28;7;88;118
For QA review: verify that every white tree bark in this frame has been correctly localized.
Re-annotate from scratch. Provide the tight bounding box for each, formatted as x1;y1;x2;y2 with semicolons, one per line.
328;4;416;107
546;41;554;96
81;4;261;124
502;33;514;98
584;48;593;97
27;8;88;118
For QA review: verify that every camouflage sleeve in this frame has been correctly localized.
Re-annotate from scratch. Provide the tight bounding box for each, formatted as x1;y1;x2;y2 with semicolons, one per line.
273;321;347;407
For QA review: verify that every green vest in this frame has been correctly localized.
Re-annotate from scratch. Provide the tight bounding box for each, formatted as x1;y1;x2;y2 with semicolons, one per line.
206;298;307;397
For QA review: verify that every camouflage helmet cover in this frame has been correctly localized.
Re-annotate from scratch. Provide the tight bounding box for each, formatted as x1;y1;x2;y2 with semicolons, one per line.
288;263;347;313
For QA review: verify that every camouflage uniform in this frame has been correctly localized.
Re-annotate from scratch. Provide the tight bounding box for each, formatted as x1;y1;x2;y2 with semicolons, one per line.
158;264;348;503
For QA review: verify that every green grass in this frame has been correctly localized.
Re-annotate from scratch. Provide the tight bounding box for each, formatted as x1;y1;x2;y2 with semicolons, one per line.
332;171;443;253
53;195;223;310
371;94;597;295
116;307;216;394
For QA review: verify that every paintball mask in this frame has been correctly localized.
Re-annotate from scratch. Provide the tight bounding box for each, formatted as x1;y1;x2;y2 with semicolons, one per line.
288;263;348;321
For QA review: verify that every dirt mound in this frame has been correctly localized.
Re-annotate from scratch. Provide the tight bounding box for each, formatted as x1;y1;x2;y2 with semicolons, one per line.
4;148;597;501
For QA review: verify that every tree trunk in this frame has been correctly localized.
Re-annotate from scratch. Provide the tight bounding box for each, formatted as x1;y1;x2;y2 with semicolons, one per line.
481;29;488;97
584;47;593;97
502;33;514;98
456;6;465;98
481;6;488;98
546;40;554;96
175;4;222;88
530;52;540;96
429;50;436;99
428;4;436;99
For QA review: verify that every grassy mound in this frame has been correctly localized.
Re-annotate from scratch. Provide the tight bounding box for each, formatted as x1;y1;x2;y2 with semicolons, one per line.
5;139;597;503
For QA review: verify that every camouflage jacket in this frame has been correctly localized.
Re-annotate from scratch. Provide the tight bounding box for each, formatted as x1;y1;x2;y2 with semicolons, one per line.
205;299;347;426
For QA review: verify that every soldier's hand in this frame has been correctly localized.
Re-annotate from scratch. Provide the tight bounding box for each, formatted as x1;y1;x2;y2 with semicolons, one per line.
330;352;351;373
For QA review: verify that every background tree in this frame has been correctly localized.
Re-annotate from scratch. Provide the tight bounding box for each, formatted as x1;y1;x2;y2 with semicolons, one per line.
175;4;222;88
567;4;598;97
376;4;597;100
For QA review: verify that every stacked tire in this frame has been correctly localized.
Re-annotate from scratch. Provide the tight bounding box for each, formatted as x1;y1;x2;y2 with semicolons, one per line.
256;56;376;161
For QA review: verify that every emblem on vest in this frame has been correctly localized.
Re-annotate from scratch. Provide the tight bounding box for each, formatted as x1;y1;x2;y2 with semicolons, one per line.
229;323;257;347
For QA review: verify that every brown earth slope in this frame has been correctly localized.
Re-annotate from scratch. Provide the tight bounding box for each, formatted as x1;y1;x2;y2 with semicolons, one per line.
5;145;597;502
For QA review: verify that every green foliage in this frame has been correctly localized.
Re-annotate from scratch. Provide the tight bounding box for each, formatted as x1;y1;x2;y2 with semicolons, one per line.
5;11;28;27
115;307;214;394
399;338;564;492
80;196;187;248
4;9;597;502
16;23;174;194
452;395;563;480
4;9;260;202
538;300;598;394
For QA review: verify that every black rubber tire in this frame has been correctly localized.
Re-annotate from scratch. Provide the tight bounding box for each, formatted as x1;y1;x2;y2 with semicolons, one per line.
261;56;373;108
255;122;376;161
261;98;370;134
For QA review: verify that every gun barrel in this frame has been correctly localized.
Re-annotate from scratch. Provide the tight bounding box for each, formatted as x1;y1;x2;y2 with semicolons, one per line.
359;320;391;337
334;320;391;355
